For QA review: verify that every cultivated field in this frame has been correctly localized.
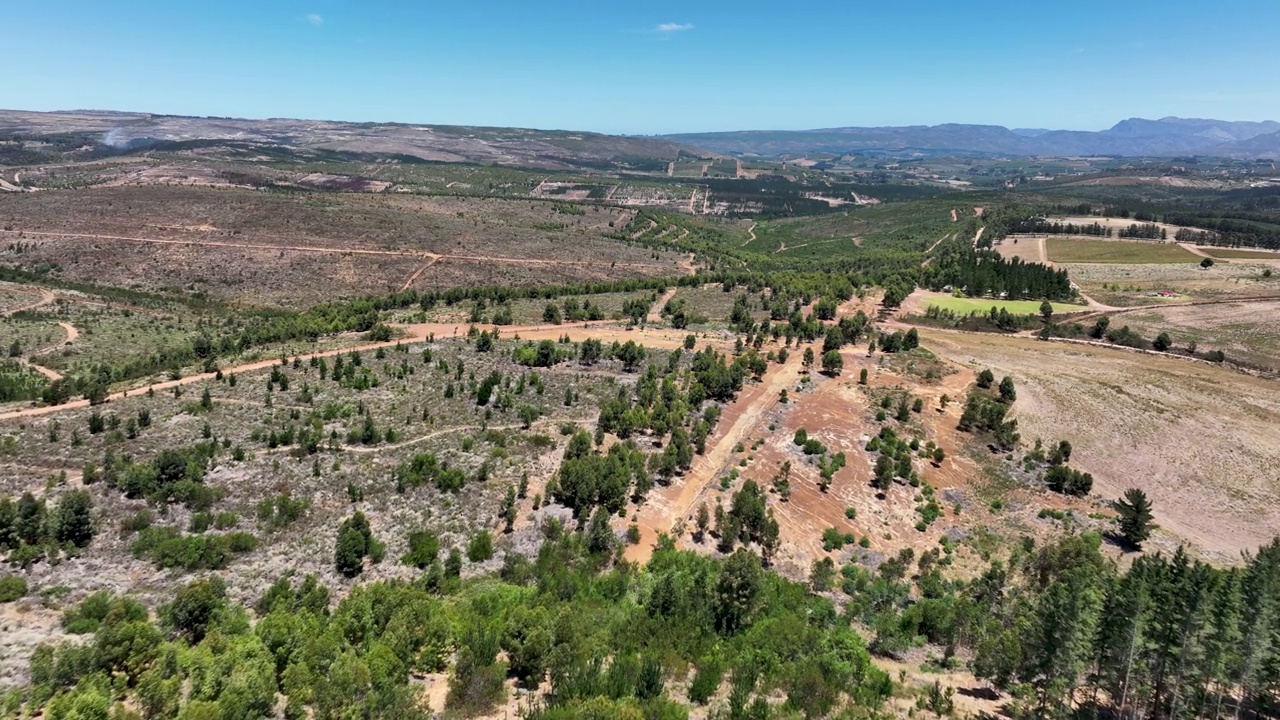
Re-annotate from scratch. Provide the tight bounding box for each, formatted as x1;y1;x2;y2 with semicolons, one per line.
1046;236;1201;264
922;295;1081;316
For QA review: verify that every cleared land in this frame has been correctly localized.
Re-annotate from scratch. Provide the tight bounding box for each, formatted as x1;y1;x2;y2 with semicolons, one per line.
1064;260;1280;305
0;187;685;308
920;328;1280;563
1046;237;1200;264
1109;300;1280;371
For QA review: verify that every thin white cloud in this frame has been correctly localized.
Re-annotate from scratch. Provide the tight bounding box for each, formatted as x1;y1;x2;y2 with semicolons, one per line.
307;13;324;26
655;22;693;33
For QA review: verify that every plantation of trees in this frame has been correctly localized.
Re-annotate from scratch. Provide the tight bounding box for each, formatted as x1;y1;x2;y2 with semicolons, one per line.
921;238;1076;302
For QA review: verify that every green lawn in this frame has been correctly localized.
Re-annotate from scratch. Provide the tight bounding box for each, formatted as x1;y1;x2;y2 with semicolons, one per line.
1200;247;1280;260
924;296;1082;316
1047;238;1199;264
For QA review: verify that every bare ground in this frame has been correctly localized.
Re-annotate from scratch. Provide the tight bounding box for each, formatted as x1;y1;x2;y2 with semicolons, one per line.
919;329;1280;563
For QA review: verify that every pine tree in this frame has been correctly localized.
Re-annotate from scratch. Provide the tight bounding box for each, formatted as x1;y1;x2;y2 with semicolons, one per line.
1112;488;1154;548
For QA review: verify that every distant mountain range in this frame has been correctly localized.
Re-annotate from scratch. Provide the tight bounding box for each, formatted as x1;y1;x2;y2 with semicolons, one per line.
3;110;1277;167
663;117;1280;159
0;109;690;171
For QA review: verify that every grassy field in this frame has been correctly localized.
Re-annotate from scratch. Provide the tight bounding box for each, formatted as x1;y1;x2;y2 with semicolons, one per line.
924;296;1081;315
1046;237;1200;264
1200;247;1280;260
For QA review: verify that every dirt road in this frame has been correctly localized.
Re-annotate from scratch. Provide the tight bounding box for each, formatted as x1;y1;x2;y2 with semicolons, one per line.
647;287;679;325
398;257;440;292
9;321;78;382
624;343;807;564
2;287;55;317
1177;243;1214;259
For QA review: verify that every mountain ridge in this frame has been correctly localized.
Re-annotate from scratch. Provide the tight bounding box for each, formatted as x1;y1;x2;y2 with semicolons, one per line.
663;117;1280;158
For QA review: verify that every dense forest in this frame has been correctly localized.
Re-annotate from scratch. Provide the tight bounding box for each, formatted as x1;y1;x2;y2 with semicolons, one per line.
5;526;1278;718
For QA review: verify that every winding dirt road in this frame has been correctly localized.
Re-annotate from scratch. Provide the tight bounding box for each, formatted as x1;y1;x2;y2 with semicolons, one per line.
2;288;55;317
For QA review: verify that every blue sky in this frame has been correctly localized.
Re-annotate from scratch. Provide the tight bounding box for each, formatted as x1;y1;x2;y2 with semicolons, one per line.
4;1;1278;134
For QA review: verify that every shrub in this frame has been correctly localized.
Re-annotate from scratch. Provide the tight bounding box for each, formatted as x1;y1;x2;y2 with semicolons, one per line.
0;574;27;602
402;529;440;569
467;531;494;562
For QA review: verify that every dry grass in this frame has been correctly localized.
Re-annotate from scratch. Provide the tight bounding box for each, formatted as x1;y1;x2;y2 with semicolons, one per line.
1064;261;1280;305
0;187;682;308
920;329;1280;563
1110;301;1280;371
1200;247;1280;260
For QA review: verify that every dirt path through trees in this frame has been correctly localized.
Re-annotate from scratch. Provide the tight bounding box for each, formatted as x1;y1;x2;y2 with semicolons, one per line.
646;287;679;325
624;346;807;563
397;257;439;292
0;317;728;421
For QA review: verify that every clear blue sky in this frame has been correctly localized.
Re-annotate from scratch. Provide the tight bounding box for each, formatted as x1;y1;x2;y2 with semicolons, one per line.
4;1;1278;134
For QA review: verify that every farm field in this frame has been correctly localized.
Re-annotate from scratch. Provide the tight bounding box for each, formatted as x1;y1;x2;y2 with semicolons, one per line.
1046;236;1201;263
922;295;1082;316
1199;246;1280;260
1064;260;1280;305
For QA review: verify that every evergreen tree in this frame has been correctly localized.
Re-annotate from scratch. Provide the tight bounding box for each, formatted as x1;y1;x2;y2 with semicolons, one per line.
1113;489;1155;548
53;490;94;548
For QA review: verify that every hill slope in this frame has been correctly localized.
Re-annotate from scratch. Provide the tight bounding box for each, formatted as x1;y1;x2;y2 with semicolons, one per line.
0;109;704;171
